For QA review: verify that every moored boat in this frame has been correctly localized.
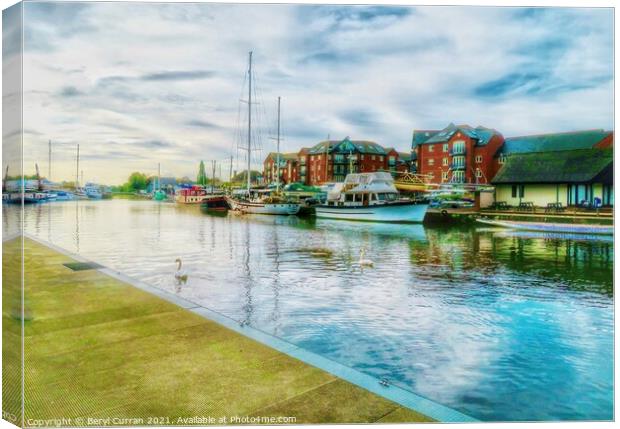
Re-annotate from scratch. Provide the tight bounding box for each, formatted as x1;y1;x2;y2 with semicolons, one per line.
175;186;208;204
226;196;300;215
226;53;300;216
84;183;103;199
315;172;428;223
153;190;167;201
476;218;613;235
201;194;229;211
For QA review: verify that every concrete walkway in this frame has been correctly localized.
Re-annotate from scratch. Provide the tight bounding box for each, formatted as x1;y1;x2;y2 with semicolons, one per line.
4;238;432;425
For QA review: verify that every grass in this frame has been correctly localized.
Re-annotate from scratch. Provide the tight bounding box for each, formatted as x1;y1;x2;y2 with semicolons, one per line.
3;237;433;425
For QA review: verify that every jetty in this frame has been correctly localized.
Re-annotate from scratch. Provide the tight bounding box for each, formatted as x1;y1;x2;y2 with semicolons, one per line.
3;237;434;425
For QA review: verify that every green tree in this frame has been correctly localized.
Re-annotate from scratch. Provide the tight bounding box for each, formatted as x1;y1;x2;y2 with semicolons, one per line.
231;170;261;184
127;172;148;191
197;161;207;186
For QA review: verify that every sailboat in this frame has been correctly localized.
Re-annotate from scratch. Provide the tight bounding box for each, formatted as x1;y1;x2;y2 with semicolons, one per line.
153;163;167;201
226;52;300;216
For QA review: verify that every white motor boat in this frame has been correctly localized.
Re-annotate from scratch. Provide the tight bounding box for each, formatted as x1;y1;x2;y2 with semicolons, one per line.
315;172;428;223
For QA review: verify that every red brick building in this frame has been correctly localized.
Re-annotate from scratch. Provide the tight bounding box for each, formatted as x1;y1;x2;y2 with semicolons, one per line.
306;137;391;185
413;124;614;186
385;148;413;174
263;152;300;185
262;138;416;186
412;123;504;184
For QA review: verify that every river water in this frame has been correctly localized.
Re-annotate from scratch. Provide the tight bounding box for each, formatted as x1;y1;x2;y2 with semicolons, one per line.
5;199;613;421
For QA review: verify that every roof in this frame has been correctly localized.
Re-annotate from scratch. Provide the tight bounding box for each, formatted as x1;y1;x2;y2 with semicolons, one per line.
499;129;612;155
412;130;440;146
265;152;298;163
308;137;386;155
413;123;499;146
397;152;412;161
492;148;613;184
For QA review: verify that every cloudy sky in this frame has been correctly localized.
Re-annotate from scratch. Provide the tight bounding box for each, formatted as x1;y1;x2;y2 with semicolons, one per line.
6;2;614;184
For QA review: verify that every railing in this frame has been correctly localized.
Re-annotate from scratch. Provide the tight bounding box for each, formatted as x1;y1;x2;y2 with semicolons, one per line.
450;147;466;155
450;163;465;170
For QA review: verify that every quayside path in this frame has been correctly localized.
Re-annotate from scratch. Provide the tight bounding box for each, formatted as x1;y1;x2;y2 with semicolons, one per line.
3;237;433;426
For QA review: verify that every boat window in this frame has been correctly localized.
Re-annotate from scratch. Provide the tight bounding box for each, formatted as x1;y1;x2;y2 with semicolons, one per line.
345;193;354;202
386;193;397;201
377;193;386;201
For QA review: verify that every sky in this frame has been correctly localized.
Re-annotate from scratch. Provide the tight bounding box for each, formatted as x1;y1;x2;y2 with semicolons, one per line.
3;2;614;184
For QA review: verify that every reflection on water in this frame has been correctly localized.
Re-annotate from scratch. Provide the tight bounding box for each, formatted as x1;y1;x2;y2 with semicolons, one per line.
5;200;613;421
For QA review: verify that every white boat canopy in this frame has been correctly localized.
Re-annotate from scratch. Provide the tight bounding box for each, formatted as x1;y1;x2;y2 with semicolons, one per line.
343;172;398;194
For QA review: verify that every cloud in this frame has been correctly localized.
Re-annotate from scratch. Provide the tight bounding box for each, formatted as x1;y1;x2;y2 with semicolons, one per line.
16;3;613;184
186;119;221;129
58;86;84;97
141;70;215;81
133;140;174;149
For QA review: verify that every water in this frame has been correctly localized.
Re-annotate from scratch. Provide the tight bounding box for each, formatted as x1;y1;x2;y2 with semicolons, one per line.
5;199;613;421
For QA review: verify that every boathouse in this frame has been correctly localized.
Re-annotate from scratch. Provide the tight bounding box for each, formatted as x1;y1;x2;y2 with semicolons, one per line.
491;148;613;207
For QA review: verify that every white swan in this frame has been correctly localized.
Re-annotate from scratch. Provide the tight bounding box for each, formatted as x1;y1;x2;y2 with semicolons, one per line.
174;258;188;285
358;248;374;267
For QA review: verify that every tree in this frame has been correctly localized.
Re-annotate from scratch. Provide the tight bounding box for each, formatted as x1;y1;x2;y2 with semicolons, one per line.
231;170;261;184
197;161;207;186
126;172;148;191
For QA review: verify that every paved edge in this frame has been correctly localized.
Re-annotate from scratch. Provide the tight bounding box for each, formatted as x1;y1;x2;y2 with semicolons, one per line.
22;232;478;423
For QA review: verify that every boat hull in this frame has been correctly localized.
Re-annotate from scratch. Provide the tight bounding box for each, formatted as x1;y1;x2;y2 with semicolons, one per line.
226;197;300;215
201;196;229;211
476;218;613;235
315;201;428;223
175;195;206;204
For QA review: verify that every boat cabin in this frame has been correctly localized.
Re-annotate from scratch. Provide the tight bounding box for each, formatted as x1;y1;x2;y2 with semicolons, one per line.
176;185;208;204
325;172;402;207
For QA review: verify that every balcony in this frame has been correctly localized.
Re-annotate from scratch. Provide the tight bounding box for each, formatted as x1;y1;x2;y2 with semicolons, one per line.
450;147;466;156
451;163;465;170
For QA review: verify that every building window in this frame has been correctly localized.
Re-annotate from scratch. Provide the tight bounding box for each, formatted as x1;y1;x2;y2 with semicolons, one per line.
499;154;507;164
452;170;464;183
476;155;482;163
428;159;434;166
318;154;321;160
361;154;365;160
451;140;465;155
442;171;448;181
442;157;448;166
443;143;449;152
476;169;482;178
372;155;376;161
511;185;524;198
428;144;434;152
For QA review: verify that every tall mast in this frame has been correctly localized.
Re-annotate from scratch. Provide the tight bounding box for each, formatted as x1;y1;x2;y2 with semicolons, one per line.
158;162;161;191
76;144;80;189
276;96;281;192
48;139;51;181
211;160;216;193
247;51;252;192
